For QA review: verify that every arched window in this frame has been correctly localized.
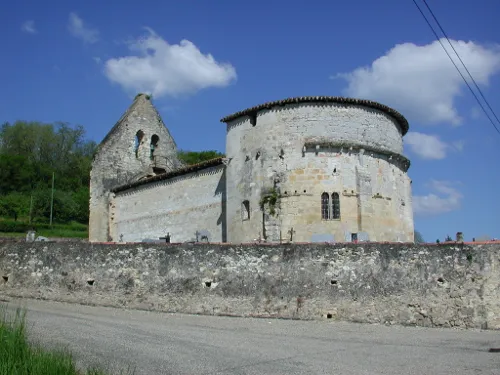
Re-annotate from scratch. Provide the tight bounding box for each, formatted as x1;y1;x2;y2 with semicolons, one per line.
321;193;330;220
134;130;144;157
332;192;340;219
150;134;159;160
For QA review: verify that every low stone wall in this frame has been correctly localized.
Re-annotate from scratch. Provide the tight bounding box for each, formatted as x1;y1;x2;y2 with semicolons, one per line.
0;241;499;329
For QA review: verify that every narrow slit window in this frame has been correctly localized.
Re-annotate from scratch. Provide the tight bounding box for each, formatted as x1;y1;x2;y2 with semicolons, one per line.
332;192;341;219
242;200;250;220
321;193;330;220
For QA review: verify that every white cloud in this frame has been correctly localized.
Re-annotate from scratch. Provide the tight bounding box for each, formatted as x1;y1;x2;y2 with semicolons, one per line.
451;140;465;152
336;39;500;126
68;12;99;44
404;131;464;159
21;20;37;34
413;180;463;216
405;132;449;160
104;28;237;98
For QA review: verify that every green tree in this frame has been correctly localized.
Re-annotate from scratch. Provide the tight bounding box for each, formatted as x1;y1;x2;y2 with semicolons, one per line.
0;120;96;224
0;193;30;221
0;154;35;194
177;150;225;166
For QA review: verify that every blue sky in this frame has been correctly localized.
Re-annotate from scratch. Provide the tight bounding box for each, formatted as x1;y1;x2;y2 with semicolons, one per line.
1;0;499;242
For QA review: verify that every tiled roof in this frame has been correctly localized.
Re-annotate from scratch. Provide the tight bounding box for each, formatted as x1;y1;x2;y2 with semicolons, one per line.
111;157;225;193
220;96;409;135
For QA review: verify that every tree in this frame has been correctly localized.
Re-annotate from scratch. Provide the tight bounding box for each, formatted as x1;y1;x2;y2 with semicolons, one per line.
0;193;30;221
414;230;425;244
0;154;35;194
0;120;96;224
177;150;225;166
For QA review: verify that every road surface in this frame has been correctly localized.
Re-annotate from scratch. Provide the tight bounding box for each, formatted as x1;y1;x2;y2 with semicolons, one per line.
1;298;499;374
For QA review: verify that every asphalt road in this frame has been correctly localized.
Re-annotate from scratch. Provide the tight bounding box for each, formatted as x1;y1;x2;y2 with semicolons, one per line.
1;298;499;375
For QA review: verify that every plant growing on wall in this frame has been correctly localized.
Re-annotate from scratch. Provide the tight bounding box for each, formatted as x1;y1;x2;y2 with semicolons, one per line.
259;188;280;216
134;93;151;100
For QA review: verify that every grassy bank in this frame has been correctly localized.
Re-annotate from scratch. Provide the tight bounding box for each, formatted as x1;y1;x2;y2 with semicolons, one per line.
0;308;118;375
0;219;88;239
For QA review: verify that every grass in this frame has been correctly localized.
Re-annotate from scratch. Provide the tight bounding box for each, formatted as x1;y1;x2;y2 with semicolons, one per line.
0;230;88;239
0;307;126;375
0;218;89;239
0;232;25;238
35;229;88;239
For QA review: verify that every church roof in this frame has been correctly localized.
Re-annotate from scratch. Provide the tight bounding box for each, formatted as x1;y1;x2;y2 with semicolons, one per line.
111;157;225;193
219;96;409;135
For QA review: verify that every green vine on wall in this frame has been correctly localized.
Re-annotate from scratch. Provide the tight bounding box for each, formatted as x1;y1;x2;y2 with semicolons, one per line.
259;188;280;216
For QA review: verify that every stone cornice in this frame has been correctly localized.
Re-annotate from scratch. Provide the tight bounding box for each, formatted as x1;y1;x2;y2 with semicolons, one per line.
220;96;409;135
303;140;411;171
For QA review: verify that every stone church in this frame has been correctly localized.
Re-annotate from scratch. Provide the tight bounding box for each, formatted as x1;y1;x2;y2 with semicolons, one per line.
89;94;414;243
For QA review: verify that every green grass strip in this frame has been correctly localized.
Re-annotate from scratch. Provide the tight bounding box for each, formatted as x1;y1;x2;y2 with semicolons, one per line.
0;307;132;375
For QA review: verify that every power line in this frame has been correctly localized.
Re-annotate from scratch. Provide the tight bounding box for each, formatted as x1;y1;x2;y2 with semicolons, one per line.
421;0;500;128
411;0;500;135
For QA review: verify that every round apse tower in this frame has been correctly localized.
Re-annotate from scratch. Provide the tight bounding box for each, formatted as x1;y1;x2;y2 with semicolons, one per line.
220;96;414;244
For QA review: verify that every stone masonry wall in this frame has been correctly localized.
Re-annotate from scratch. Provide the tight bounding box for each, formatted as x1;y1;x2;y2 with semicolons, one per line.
1;242;499;330
89;94;180;242
111;165;225;243
224;102;413;243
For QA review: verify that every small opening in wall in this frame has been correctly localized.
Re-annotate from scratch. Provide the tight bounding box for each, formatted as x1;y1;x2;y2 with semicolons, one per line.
2;276;8;282
284;191;288;195
249;114;257;126
205;281;212;288
303;190;306;193
437;277;445;283
134;130;144;158
87;279;95;286
242;200;250;220
150;134;159;160
294;190;297;194
330;280;337;285
326;313;333;319
333;168;337;173
256;151;261;160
